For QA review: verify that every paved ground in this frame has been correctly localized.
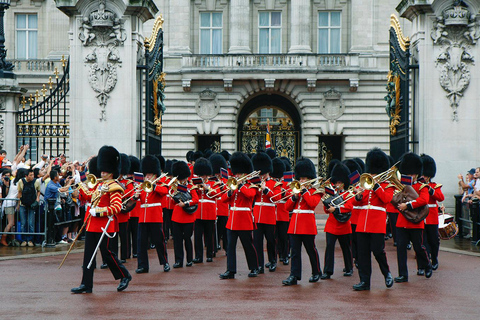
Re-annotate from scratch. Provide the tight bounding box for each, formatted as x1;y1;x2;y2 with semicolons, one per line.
1;218;480;319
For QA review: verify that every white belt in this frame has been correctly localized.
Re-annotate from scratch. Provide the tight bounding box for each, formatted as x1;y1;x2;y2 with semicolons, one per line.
292;209;314;214
428;204;437;208
230;207;251;211
276;201;286;204
199;199;215;204
140;203;162;208
353;206;361;210
255;202;275;207
357;205;386;212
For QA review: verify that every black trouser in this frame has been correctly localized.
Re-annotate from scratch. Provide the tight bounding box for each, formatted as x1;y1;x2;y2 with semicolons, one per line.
194;219;215;260
163;208;173;240
46;199;56;245
423;224;439;265
80;231;130;290
128;217;139;256
101;232;118;264
276;221;289;260
172;221;194;265
254;223;276;267
217;216;228;251
137;222;168;270
290;234;321;280
387;212;398;243
356;232;390;285
119;221;129;261
324;232;353;275
226;229;258;273
351;224;358;262
396;227;430;277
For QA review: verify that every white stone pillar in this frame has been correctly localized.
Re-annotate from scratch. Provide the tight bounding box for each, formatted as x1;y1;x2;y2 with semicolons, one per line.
289;0;312;53
167;0;191;54
349;0;373;52
228;0;251;54
0;78;26;154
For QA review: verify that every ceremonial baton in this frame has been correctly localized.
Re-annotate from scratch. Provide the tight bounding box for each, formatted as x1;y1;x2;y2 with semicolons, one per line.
87;215;116;269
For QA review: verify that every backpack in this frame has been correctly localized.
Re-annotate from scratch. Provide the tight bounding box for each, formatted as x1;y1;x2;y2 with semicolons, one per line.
21;178;37;207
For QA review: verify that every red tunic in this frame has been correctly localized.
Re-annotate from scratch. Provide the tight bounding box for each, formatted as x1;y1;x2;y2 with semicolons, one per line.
195;180;217;221
221;183;256;231
117;178;134;224
323;192;353;235
396;182;430;229
214;178;229;217
253;178;281;225
425;182;445;225
138;183;168;223
285;188;321;235
171;187;199;224
354;181;394;234
274;180;290;222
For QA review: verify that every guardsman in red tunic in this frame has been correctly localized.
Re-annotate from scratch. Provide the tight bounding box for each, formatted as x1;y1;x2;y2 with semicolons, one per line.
126;156;141;259
209;154;229;254
171;161;199;268
352;148;394;291
135;155;170;274
117;154;133;262
271;158;289;265
385;155;400;247
421;154;444;271
252;152;281;273
282;157;322;286
322;163;354;279
219;152;259;279
71;146;131;294
394;153;432;283
350;157;366;267
192;158;217;263
163;160;175;241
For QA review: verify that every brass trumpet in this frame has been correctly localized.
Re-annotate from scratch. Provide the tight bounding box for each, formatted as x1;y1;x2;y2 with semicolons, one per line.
74;174;102;191
272;177;320;204
215;170;261;196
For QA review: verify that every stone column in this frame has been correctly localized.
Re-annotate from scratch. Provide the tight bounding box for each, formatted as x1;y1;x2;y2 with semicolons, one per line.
228;0;251;54
0;78;26;153
167;0;191;54
289;0;312;53
56;0;157;160
349;0;373;52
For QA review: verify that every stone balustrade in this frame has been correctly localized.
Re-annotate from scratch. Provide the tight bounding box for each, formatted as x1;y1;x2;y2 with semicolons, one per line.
8;59;63;74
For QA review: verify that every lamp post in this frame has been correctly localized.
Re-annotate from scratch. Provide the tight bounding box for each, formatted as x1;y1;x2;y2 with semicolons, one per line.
0;0;14;78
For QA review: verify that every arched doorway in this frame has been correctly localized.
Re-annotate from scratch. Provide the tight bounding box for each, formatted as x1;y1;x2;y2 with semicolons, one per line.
237;94;301;165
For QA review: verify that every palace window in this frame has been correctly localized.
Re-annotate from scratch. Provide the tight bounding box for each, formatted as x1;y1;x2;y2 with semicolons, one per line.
200;12;223;54
318;11;341;54
258;12;281;54
16;14;38;59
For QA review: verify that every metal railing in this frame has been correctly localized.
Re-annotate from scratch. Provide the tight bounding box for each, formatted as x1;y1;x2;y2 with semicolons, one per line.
454;195;480;244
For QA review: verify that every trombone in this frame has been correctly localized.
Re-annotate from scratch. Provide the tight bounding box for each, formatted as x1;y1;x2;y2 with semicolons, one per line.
215;170;261;197
272;177;319;204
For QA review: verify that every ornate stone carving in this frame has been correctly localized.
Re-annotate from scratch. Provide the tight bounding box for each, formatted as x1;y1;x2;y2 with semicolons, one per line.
431;0;479;120
320;88;345;120
195;89;220;120
79;0;126;121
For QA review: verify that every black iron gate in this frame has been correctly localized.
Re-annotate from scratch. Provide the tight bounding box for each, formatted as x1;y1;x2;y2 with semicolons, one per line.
386;15;410;161
16;57;70;160
143;16;165;156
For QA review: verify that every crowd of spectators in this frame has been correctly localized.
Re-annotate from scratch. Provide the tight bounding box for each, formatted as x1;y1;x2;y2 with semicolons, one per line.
457;167;480;238
0;145;87;247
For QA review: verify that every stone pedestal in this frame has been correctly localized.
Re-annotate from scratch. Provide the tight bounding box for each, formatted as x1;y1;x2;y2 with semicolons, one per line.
288;0;312;53
56;0;157;160
0;78;27;153
228;0;251;54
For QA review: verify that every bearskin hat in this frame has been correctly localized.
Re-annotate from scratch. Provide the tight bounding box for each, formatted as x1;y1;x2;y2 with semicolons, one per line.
252;151;273;174
331;163;351;189
155;154;166;172
266;148;277;159
279;156;291;172
294;157;316;180
353;157;365;174
327;159;341;178
343;159;361;177
399;152;423;176
88;156;99;177
365;148;389;174
209;154;228;174
230;151;253;175
119;153;130;176
165;160;173;175
194;157;213;176
186;151;194;162
172;161;191;180
193;151;204;162
421;154;436;178
271;158;286;179
128;156;140;175
97;146;120;178
204;149;214;159
387;155;395;168
220;150;231;162
141;155;161;176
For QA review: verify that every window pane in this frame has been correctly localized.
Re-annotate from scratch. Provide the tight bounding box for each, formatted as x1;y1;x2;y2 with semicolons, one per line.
212;29;222;54
200;13;210;27
271;12;281;26
318;12;328;27
28;31;38;59
16;31;27;59
331;12;341;27
318;29;328;54
330;29;340;53
259;29;269;53
28;14;38;29
259;12;269;27
271;29;281;53
17;14;26;29
200;29;211;54
212;13;222;27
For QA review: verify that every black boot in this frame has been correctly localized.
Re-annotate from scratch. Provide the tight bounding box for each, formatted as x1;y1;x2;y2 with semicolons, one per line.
282;275;298;286
219;270;235;279
71;284;92;294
